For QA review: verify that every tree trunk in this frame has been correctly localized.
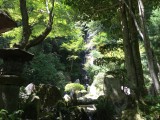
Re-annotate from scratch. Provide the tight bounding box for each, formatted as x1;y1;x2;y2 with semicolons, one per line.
119;0;137;92
128;0;145;97
137;0;160;94
119;0;147;101
19;0;31;48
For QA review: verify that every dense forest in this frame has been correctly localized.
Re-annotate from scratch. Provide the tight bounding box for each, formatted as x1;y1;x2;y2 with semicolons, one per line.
0;0;160;119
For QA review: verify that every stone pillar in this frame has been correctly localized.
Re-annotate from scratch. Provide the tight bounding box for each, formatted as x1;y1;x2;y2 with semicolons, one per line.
0;75;23;112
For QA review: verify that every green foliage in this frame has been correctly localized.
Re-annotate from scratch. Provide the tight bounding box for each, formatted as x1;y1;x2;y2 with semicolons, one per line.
2;28;23;47
90;50;104;59
58;37;85;81
61;38;85;53
64;83;85;92
0;109;9;120
22;52;66;88
65;0;118;20
84;34;124;82
0;0;80;48
149;8;160;62
92;32;109;46
142;96;160;119
0;0;84;82
0;109;23;120
65;0;121;38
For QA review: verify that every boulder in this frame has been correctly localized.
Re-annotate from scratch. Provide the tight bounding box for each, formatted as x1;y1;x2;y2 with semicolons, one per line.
36;84;62;109
88;72;106;99
20;83;62;119
104;75;126;103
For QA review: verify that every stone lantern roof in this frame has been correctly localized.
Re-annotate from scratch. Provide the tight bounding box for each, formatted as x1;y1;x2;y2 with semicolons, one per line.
0;10;17;34
0;48;34;61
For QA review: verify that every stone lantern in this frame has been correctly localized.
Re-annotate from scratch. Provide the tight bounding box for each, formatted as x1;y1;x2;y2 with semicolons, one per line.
0;48;34;112
0;10;34;112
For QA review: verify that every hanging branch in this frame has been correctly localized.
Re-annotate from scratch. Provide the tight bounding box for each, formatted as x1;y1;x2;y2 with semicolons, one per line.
25;0;55;50
121;0;144;40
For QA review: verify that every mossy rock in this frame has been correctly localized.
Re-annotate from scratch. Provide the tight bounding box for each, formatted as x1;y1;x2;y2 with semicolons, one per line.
36;84;62;109
121;109;144;120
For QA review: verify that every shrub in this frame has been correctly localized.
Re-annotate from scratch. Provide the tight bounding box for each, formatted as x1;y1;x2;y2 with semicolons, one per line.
0;109;23;120
22;52;66;89
64;83;85;92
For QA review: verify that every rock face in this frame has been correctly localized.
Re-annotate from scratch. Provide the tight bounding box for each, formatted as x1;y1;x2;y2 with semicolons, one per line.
88;72;106;99
36;84;62;109
20;83;62;119
104;75;126;103
87;73;126;99
85;74;127;117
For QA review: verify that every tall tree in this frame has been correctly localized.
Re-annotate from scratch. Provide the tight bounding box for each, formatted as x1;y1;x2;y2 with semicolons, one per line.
128;0;145;97
120;1;144;99
123;0;160;94
138;0;160;94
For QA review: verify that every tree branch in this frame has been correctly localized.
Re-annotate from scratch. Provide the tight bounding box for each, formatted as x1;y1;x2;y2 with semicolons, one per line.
25;0;55;50
46;0;50;14
121;0;144;40
25;24;52;50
